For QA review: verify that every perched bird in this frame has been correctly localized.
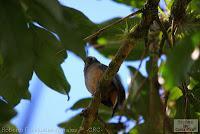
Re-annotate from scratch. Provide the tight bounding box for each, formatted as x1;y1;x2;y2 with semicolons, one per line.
84;56;125;116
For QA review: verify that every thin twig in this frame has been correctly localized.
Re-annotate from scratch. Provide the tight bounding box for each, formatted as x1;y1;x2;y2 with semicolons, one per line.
155;16;172;48
171;18;176;46
84;9;143;41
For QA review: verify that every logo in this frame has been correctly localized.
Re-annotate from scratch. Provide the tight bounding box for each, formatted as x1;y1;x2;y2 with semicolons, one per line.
174;119;198;132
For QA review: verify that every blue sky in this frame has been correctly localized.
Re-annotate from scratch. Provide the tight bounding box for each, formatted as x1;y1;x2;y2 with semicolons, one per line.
11;0;149;133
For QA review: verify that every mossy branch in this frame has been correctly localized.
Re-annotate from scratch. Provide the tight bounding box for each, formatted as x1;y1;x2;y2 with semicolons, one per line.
78;0;167;133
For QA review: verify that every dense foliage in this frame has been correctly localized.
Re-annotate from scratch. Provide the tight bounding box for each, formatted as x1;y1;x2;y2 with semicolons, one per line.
0;0;200;133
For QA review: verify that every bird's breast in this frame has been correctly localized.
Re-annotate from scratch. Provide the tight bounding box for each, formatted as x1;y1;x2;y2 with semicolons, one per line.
84;63;104;95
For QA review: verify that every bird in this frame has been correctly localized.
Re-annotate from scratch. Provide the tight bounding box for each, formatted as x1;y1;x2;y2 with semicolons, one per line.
84;56;125;116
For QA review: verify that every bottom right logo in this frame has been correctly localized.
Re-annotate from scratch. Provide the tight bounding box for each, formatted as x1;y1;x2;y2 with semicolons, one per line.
174;119;199;132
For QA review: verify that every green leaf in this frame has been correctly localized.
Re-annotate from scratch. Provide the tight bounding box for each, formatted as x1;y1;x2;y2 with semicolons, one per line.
31;25;70;95
23;0;96;58
160;35;196;90
34;0;64;23
165;0;174;10
60;6;96;58
168;87;183;101
0;1;34;105
0;100;17;125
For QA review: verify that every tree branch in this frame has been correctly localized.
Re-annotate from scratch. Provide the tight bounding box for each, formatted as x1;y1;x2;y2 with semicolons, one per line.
78;0;161;133
78;40;134;134
97;116;112;134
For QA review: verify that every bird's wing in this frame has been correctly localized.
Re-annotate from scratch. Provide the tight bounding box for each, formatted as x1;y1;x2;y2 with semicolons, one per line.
99;63;125;106
98;63;125;116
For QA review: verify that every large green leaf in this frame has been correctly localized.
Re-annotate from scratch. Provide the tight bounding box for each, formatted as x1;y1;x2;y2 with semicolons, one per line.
0;100;17;126
31;25;70;95
33;0;64;22
22;0;96;58
0;1;34;105
160;34;196;90
61;6;96;58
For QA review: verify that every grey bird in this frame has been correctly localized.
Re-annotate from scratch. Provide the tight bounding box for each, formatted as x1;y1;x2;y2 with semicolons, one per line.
84;56;125;116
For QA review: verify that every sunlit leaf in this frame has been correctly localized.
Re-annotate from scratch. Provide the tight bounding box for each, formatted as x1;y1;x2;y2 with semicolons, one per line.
168;87;183;101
